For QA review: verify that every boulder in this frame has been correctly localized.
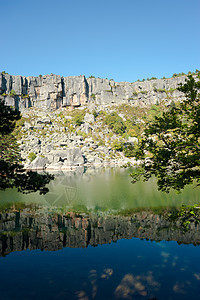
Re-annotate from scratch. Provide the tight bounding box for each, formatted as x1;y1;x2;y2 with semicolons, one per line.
28;157;49;170
84;113;95;123
49;148;84;166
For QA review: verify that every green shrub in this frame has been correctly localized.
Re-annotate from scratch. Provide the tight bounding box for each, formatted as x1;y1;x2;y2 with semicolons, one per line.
77;130;87;139
10;89;16;97
91;94;96;100
98;138;105;146
64;119;71;127
168;88;176;93
22;94;29;99
73;111;85;126
57;112;65;119
16;118;25;127
140;90;148;94
111;140;124;151
92;110;98;119
28;152;37;162
104;112;126;135
123;143;136;157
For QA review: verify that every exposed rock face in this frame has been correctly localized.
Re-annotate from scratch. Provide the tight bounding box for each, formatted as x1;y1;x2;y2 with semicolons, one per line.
0;208;199;257
26;148;84;170
46;148;85;169
0;72;189;111
28;157;49;170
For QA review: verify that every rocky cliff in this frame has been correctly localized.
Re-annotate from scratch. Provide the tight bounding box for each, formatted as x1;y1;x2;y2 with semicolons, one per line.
0;208;199;257
0;72;188;111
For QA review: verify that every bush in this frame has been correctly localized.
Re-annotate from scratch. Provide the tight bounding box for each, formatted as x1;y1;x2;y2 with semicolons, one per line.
10;89;16;97
22;94;29;99
104;112;126;135
28;152;37;162
92;110;98;119
15;118;25;127
73;111;85;126
123;143;136;157
111;140;124;151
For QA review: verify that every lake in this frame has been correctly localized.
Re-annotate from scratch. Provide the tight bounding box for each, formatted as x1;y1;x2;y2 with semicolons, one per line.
0;167;200;300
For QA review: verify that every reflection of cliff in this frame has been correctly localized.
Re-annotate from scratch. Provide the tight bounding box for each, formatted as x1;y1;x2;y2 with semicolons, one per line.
0;208;200;256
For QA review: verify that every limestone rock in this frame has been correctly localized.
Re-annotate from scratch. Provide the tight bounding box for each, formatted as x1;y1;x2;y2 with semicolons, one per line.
84;113;95;123
0;72;189;111
28;157;49;170
49;148;84;166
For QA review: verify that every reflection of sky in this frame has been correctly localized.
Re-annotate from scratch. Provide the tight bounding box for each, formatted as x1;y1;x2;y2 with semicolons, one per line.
0;168;199;212
0;239;199;299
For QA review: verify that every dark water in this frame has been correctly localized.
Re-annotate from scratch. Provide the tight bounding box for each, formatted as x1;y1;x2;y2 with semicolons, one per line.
0;167;200;300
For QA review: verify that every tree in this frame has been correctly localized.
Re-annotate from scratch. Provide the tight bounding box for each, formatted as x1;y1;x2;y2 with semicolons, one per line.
0;99;54;194
104;112;126;135
130;75;200;192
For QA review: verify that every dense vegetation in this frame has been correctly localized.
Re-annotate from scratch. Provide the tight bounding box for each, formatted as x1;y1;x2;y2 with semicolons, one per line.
0;99;53;193
131;75;200;192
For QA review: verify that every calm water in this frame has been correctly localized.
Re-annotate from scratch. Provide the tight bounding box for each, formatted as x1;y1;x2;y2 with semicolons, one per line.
0;167;200;300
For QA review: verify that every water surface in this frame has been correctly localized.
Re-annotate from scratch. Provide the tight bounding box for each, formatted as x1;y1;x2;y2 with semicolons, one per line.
0;167;200;299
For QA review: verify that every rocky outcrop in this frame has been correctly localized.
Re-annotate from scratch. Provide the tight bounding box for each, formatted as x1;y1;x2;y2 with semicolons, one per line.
26;148;85;170
28;156;49;170
18;107;138;169
0;208;199;257
0;72;189;111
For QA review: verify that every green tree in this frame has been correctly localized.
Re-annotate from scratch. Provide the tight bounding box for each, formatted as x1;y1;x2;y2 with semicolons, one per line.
104;112;126;135
0;99;54;194
131;75;200;192
73;111;85;126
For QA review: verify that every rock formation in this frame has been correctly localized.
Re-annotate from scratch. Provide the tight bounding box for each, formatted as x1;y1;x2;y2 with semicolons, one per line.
0;72;189;111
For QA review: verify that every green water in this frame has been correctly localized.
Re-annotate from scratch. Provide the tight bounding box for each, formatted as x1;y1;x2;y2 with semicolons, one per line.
0;167;199;212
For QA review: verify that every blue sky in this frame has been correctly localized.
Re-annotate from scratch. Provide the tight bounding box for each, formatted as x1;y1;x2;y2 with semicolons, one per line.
1;0;200;82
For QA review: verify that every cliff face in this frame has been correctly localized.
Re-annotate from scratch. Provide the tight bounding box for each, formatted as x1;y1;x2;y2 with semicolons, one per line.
0;72;187;111
0;208;199;257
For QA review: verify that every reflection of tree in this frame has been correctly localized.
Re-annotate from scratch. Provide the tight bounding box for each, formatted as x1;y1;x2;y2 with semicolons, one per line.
0;99;54;194
168;203;200;230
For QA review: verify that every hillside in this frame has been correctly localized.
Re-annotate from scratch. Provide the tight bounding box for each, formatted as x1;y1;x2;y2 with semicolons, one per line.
0;71;197;169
